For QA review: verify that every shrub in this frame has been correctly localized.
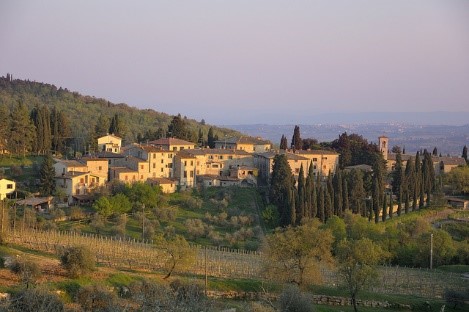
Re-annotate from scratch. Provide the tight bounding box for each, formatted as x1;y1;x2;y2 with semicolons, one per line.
60;246;95;278
9;259;41;287
278;284;314;312
69;206;85;221
8;287;64;312
75;284;118;312
445;289;468;309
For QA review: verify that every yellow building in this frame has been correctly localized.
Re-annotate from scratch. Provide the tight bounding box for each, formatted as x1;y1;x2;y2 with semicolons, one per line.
97;134;122;153
148;137;196;151
0;178;15;200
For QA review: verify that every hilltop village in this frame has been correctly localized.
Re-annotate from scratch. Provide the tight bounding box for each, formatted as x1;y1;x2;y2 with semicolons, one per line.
36;133;464;207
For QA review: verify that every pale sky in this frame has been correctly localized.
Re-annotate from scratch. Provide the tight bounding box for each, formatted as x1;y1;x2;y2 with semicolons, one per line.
1;1;468;125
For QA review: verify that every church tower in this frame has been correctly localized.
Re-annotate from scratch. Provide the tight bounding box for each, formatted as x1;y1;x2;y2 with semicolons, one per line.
378;136;388;161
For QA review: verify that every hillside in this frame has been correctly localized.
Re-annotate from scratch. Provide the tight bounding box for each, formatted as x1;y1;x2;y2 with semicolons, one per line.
0;74;242;146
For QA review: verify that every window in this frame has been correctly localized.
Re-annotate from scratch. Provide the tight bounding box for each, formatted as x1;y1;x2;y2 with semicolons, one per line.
323;157;328;160
313;165;317;170
190;161;193;166
173;147;177;151
184;171;187;178
184;161;187;166
180;147;184;150
98;166;102;171
228;156;233;160
161;168;163;172
153;163;156;169
190;171;194;178
161;159;164;163
196;161;200;166
153;154;156;159
140;165;144;170
196;170;199;175
313;158;318;162
6;184;13;189
219;156;224;160
295;168;299;174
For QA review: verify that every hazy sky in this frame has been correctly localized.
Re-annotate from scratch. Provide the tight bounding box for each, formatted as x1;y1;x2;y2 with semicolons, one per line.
1;1;468;125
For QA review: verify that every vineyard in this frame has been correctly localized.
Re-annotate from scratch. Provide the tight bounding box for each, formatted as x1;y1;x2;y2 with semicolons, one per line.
4;228;467;298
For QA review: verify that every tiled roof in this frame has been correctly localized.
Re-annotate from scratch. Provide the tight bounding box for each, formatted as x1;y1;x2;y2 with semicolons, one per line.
147;177;178;185
216;136;271;145
295;150;339;156
255;151;309;161
181;148;252;156
111;167;138;174
149;138;196;146
96;151;125;158
55;160;87;167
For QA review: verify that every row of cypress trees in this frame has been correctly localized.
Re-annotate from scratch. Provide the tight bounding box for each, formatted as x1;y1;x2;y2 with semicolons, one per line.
270;149;437;227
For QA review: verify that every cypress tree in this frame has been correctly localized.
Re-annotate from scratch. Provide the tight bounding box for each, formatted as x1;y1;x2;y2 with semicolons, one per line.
9;102;35;156
463;145;468;164
388;193;393;219
291;125;302;150
414;152;421;210
333;170;343;217
304;162;314;219
318;186;325;223
373;175;380;223
311;183;318;218
324;186;332;221
280;135;288;150
327;173;334;215
404;158;415;214
349;169;365;215
289;188;297;226
297;164;306;222
342;177;349;212
423;151;435;206
432;147;438;156
382;191;388;222
270;154;294;227
39;154;56;196
207;127;216;148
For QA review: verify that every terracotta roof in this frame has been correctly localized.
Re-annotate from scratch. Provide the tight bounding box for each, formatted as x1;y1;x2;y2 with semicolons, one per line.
149;137;196;146
182;148;251;156
111;167;138;174
147;177;178;185
55;160;87;167
255;151;309;161
217;136;271;145
79;157;108;163
98;134;122;140
56;171;88;179
140;145;168;152
17;196;53;206
295;150;339;156
96;151;125;158
123;155;147;163
434;156;466;166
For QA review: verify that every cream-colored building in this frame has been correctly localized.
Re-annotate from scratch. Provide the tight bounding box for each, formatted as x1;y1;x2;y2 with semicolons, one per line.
215;136;272;153
124;145;176;179
97;134;122;153
386;153;466;175
147;177;179;193
0;178;15;200
254;150;339;184
54;159;107;204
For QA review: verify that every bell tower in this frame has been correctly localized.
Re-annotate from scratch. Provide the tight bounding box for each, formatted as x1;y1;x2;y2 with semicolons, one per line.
378;136;388;161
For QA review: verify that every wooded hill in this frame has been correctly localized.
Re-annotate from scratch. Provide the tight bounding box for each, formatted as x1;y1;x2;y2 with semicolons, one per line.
0;74;241;154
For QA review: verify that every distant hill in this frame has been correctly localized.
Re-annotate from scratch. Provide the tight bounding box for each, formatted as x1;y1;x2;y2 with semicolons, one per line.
229;123;469;157
0;75;242;146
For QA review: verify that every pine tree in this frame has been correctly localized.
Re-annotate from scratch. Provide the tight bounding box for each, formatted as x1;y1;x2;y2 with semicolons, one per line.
39;154;56;196
280;135;288;150
291;125;302;150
